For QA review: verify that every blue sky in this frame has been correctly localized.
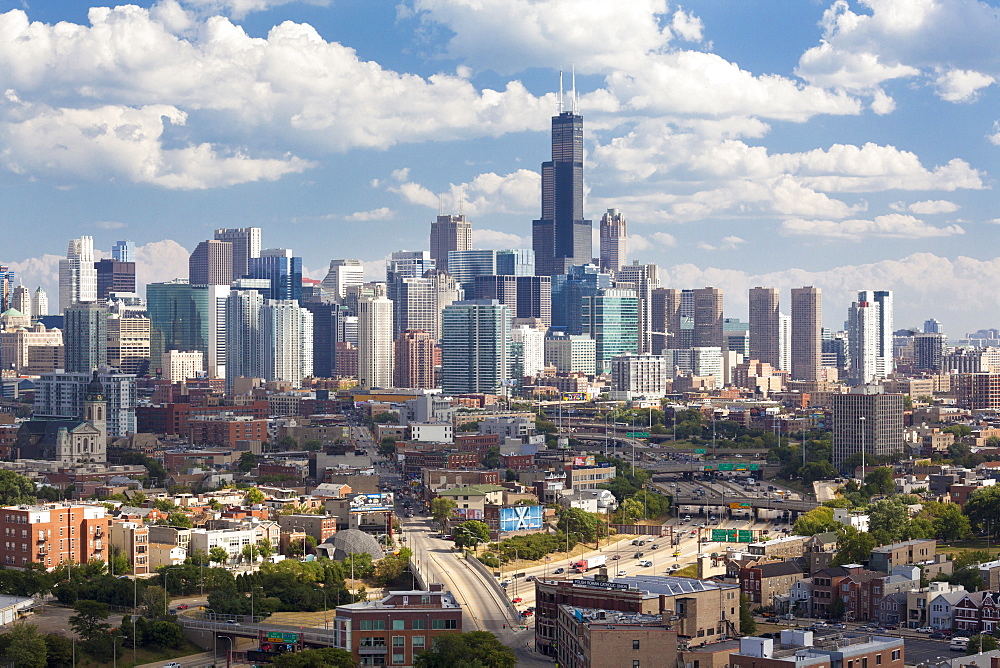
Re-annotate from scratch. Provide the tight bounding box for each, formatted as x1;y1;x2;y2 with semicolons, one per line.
1;0;998;334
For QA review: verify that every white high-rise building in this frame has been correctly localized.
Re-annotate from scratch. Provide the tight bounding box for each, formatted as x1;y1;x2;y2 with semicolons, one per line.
778;313;791;374
615;262;660;354
511;323;547;377
691;346;724;389
599;208;628;274
261;300;313;387
322;259;364;300
226;289;265;388
206;284;229;379
848;290;894;385
611;353;669;400
58;236;97;313
357;293;394;388
32;287;48;318
389;272;462;340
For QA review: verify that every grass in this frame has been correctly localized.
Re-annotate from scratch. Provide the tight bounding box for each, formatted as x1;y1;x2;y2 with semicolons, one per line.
74;639;203;668
672;564;698;578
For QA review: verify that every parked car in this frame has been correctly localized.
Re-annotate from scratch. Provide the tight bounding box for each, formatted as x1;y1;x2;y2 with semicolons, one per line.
916;627;934;633
930;632;949;639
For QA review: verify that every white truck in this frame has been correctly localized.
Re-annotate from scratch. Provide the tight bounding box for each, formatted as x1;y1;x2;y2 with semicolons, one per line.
574;555;607;572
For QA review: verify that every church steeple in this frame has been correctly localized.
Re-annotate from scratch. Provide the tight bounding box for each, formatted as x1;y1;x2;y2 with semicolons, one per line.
84;370;106;439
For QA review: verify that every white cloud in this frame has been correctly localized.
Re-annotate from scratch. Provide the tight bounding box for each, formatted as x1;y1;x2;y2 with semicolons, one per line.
650;232;677;247
661;252;1000;335
934;69;995;103
177;0;331;20
670;8;703;42
697;235;745;251
344;207;395;222
781;213;965;240
890;199;961;215
95;220;127;230
472;228;530;249
989;121;1000;146
797;0;1000;96
389;169;540;218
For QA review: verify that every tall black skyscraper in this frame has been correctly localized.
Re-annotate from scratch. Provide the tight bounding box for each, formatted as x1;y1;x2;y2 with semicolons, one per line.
532;96;591;276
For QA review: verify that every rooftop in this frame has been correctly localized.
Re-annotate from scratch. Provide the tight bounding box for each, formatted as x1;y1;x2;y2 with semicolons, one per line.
336;590;460;611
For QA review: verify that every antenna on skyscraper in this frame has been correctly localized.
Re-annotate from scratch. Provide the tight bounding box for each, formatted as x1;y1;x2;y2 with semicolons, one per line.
571;64;579;114
438;197;444;216
558;70;564;113
458;189;465;216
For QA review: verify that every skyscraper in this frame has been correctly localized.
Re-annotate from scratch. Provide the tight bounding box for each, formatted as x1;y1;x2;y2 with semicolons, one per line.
580;287;639;374
226;289;265;387
214;227;262;280
389;271;461;340
913;333;946;371
650;288;682;354
322;259;364;300
532;105;591;276
791;286;822;381
0;266;15;312
32;287;48;318
394;329;437;389
429;214;471;273
599;208;627;273
924;318;941;334
474;275;552;328
441;300;510;394
95;258;137;300
261;300;312;387
111;240;135;263
357;292;394;389
147;280;227;378
748;287;780;368
692;287;724;348
848;290;893;385
386;251;435;282
11;285;30;320
248;249;302;301
64;302;108;373
59;236;97;313
831;386;904;469
189;240;233;286
616;263;659;354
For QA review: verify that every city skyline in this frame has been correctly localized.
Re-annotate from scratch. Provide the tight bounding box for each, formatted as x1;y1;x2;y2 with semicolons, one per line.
0;0;997;333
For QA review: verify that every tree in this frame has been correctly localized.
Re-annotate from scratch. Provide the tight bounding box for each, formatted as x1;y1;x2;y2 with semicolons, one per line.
188;549;210;567
863;467;896;496
834;526;877;566
165;511;192;528
373;557;406;586
3;622;47;668
237;451;258;472
481;446;501;469
868;497;911;544
431;497;457;530
454;521;490;549
800;461;839;484
739;594;756;636
965;486;1000;533
0;471;36;506
557;508;600;543
244;488;266;505
69;599;111;642
616;498;644;523
378;438;397;457
256;539;274;560
209;546;229;566
44;632;73;668
829;598;846;620
109;546;131;576
414;631;517;668
372;412;396;424
141;585;168;618
792;507;839;536
922;502;972;542
273;648;356;667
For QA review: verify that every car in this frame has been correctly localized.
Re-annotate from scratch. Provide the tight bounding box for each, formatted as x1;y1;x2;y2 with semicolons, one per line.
830;622;846;629
611;555;621;560
672;550;681;557
916;627;934;633
632;539;641;545
810;621;827;629
522;610;534;617
500;579;513;587
553;568;565;574
929;632;949;639
667;564;680;571
224;620;240;626
639;560;653;567
512;597;523;603
651;544;659;550
634;552;644;559
525;576;535;582
884;624;898;630
164;663;182;668
176;604;189;610
617;570;627;576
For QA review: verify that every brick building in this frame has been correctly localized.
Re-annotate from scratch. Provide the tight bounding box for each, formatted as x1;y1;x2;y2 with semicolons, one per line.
331;584;462;666
0;503;111;570
187;415;267;448
867;539;937;573
534;575;741;658
276;514;336;544
555;605;678;668
136;400;269;435
110;520;149;575
739;560;805;606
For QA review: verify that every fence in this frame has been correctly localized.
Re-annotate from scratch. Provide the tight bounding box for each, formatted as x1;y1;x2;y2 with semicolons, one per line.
609;524;669;536
465;554;521;623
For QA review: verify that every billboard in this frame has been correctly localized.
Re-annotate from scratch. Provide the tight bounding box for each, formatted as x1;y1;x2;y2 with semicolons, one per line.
572;455;596;468
349;493;394;513
454;508;483;520
499;505;544;532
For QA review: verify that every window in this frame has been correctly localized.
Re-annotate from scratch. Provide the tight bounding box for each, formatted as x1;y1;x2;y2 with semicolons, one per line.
392;636;404;647
360;620;386;631
432;619;457;630
412;620;425;630
412;636;425;649
633;640;640;650
892;650;900;661
392;653;405;665
633;662;641;668
392;620;405;630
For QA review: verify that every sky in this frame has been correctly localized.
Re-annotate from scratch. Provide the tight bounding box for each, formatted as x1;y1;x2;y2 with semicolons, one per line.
1;0;998;335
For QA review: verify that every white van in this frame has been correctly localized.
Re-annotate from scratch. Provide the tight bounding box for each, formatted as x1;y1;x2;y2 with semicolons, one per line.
950;637;969;652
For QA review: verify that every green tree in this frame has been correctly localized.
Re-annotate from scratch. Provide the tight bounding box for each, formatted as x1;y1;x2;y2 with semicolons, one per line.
454;521;490;549
965;486;1000;533
504;469;517;482
0;471;36;506
237;451;258;472
244;488;266;505
868;497;911;544
834;526;877;566
829;598;846;620
922;502;972;542
165;511;192;528
256;539;274;559
863;467;896;496
800;461;839;484
141;585;168;618
792;507;839;536
272;647;356;667
616;498;644;523
209;546;229;566
378;438;397;457
414;631;517;668
431;497;457;530
557;508;601;543
69;599;111;642
739;594;756;636
481;446;501;469
372;557;406;586
43;632;73;668
108;546;131;576
371;412;397;424
188;549;210;567
3;622;47;668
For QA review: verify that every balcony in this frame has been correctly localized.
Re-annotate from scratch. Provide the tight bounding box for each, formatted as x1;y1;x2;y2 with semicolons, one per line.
358;646;388;655
93;541;104;551
36;536;46;543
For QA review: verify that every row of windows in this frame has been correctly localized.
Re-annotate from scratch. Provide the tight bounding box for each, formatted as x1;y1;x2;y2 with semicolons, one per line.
358;618;456;631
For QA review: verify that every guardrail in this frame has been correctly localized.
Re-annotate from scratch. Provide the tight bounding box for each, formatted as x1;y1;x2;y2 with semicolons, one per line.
178;612;338;647
409;557;427;590
465;554;520;624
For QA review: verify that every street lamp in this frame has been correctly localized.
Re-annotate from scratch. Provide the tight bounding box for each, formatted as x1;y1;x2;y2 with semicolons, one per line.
217;635;233;666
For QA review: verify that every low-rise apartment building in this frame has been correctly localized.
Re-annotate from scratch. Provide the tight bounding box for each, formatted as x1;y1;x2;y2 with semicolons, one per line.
555;605;677;668
110;520;149;575
0;503;111;570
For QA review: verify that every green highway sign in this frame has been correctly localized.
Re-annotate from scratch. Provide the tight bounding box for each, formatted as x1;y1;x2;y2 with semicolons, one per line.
737;530;753;543
703;464;717;471
749;463;760;471
266;632;299;643
719;463;735;471
694;448;707;454
711;529;738;542
626;432;651;438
